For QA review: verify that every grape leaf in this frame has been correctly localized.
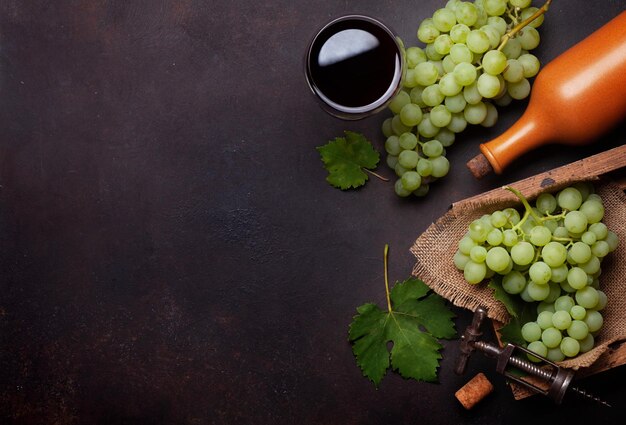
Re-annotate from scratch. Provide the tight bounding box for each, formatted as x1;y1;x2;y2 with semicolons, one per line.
348;277;456;386
316;131;380;190
490;275;536;345
488;275;525;318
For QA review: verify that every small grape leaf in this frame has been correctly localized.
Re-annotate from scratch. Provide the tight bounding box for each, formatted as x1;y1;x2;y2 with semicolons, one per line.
498;303;537;346
348;277;456;386
316;131;380;190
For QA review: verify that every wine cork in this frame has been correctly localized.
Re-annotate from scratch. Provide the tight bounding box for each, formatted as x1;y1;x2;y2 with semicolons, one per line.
455;373;494;410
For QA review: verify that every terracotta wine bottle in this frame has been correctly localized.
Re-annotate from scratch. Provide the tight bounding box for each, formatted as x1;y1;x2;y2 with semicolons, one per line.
467;11;626;179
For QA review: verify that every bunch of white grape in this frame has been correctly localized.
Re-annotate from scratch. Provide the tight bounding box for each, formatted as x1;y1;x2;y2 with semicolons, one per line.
453;182;619;362
382;0;547;197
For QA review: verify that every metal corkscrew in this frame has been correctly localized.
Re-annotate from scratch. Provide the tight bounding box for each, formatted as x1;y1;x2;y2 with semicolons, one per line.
455;307;611;407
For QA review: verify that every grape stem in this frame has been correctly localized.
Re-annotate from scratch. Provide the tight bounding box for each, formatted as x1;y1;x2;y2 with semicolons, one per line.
363;168;390;182
383;244;392;313
505;186;543;222
497;0;552;52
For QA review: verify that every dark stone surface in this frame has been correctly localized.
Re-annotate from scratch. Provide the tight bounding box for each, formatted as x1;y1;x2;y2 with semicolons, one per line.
1;1;625;423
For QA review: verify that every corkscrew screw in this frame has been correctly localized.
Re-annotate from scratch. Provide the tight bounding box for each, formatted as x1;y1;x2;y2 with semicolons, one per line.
455;307;611;407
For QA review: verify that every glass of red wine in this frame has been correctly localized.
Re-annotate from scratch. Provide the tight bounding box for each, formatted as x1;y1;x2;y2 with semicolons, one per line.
305;15;405;120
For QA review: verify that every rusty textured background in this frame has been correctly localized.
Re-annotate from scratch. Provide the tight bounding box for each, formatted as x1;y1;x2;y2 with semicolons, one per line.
1;1;626;423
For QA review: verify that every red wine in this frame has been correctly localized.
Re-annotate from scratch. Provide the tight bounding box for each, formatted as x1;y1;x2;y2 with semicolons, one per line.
305;15;403;119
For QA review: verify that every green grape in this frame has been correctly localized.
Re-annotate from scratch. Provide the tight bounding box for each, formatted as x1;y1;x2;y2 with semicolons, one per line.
426;43;445;61
422;84;445;107
569;242;592;264
470;245;488;263
413;184;430;197
560;337;580;357
541;327;562;348
518;53;540;78
409;86;427;107
589;222;608;240
434;34;454;55
550;263;569;283
494;92;513;107
430;105;452;128
501;37;522;59
487;16;507;35
463;82;482;104
521;7;544;28
507;78;530;99
480;102;498;128
535;192;557;214
433;8;457;32
529;225;551;246
403;69;419;88
521;321;542;342
546;347;565;362
519;26;540;50
430;156;450;178
596;290;607;310
579;256;600;275
382;118;393;138
459;235;477;254
414;62;440;86
502;270;526;294
573;181;594;200
511;241;534;266
417;158;433;177
537;301;555;314
528;281;550;301
437;128;456;147
466;29;491;53
477;73;501;98
450;23;470;43
417;114;440;138
510;0;531;7
554;295;575;312
483;0;506;16
447;112;468;133
389;91;411;114
564;211;588;234
527;340;548;362
454;250;470;270
558;187;582;210
422;139;444;157
584;310;603;332
445;0;462;11
399;103;423;127
442;55;457;73
469;219;489;243
553;226;570;239
490;210;507;227
417;19;440;43
386;155;398;169
450;43;474;64
464;260;487;284
394;179;412;197
570;305;586;321
455;1;478;26
453;62;478;86
445;93;467;113
391;114;411;135
406;47;427;68
482;50;507;75
552;310;572;330
399;132;418;150
401;171;422;191
486;228;503;246
560;280;576;294
576;286;599;309
545;282;561;304
529;261;551;285
579;334;594;353
541;242;567;267
486;246;510;273
567;267;588;290
398;150;419;169
385;135;402;155
605;230;619;252
581;231;597;246
439;73;463;97
464;101;488;124
567;320;589;340
502;229;518;247
579;199;604;224
537;311;554;330
481;25;501;49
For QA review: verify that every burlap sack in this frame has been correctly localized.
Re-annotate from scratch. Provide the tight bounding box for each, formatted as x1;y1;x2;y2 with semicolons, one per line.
411;162;626;370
